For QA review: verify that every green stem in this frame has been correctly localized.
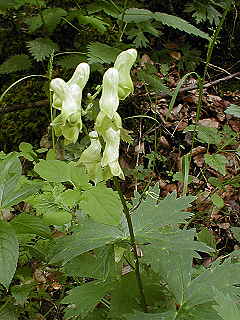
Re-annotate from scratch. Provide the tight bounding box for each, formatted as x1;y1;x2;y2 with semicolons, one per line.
113;177;147;312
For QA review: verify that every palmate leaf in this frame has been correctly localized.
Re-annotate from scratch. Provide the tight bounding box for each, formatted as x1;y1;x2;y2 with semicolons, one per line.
87;42;121;64
0;221;19;288
132;192;195;233
0;305;18;320
49;218;123;265
62;280;112;319
140;229;213;305
79;183;123;226
154;12;210;40
26;37;59;61
0;54;32;74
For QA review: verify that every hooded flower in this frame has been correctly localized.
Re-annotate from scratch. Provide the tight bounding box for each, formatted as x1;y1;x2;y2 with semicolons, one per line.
77;131;102;180
50;63;90;144
99;67;119;119
114;48;137;100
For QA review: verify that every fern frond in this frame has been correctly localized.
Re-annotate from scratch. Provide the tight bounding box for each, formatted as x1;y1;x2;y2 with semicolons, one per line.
0;55;32;74
87;42;121;64
154;12;210;40
123;8;153;23
27;38;59;62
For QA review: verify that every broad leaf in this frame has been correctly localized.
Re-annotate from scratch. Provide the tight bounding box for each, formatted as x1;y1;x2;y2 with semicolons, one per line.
79;183;123;226
132;192;195;233
34;160;90;189
0;154;40;208
110;272;140;317
49;218;123;264
140;229;212;305
62;280;111;319
125;310;177;320
224;104;240;118
10;214;50;238
213;288;240;320
0;221;19;288
184;263;240;307
63;245;118;280
204;154;228;175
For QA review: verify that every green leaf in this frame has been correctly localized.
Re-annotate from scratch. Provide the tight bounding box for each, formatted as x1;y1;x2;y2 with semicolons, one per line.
26;37;59;61
34;160;90;190
49;218;123;264
63;245;117;280
87;42;121;64
42;8;67;32
197;228;216;249
0;221;19;288
184;263;240;307
197;126;222;145
77;15;109;33
140;229;213;305
132;192;195;233
204;154;228;175
62;280;111;319
225;104;240;118
0;154;40;208
0;55;32;74
125;310;177;320
79;183;123;226
231;227;240;242
34;160;71;182
0;305;18;320
110;272;140;317
123;8;154;23
11;283;34;305
213;288;240;320
56;54;87;70
10;214;50;238
211;193;224;209
154;12;210;40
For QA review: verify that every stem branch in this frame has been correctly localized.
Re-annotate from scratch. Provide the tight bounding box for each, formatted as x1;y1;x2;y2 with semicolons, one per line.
113;177;147;312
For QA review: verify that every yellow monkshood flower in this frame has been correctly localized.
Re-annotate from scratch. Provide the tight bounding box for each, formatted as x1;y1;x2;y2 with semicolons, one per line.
99;67;119;119
77;131;102;180
101;127;124;180
114;48;137;100
50;63;90;144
